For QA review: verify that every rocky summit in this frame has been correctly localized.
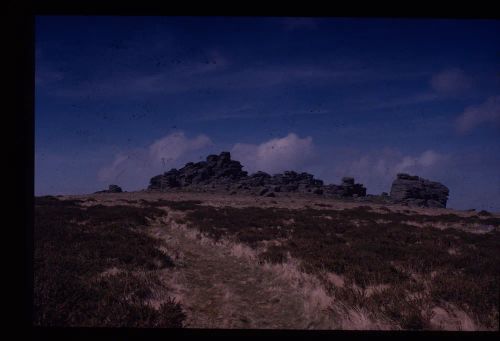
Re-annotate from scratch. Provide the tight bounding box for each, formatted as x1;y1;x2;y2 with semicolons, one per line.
148;152;450;208
390;173;449;208
148;151;366;199
149;152;248;190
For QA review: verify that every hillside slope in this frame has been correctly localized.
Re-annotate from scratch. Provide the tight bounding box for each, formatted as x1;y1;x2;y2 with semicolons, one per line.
34;192;500;330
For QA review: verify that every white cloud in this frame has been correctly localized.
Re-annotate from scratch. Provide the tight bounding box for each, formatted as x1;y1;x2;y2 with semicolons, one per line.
149;132;212;162
97;131;213;189
394;150;443;173
430;68;470;94
231;133;315;174
455;95;500;133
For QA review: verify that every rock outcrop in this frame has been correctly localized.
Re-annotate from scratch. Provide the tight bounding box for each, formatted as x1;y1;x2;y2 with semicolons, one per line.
95;184;123;194
147;152;451;209
323;177;367;198
390;173;449;208
148;152;362;198
149;152;248;191
251;171;324;194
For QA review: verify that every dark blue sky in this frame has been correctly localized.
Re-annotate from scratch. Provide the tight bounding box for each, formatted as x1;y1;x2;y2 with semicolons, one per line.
35;16;500;211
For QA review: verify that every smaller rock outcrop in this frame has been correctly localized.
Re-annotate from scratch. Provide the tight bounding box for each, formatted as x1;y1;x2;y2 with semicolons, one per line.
95;184;123;194
323;177;367;198
390;173;449;208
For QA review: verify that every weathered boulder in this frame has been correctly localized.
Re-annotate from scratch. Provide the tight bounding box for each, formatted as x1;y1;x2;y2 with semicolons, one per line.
108;184;123;193
94;184;123;194
390;173;449;208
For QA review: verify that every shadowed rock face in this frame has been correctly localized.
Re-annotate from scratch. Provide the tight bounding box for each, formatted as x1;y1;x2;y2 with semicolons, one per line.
149;152;248;190
148;152;366;198
390;173;449;208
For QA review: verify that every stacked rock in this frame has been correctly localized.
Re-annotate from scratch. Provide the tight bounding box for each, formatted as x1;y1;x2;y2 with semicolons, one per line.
148;152;248;191
390;173;449;208
268;171;324;193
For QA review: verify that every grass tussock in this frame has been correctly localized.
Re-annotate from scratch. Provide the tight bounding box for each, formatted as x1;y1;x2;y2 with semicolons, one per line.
34;196;185;327
181;204;499;329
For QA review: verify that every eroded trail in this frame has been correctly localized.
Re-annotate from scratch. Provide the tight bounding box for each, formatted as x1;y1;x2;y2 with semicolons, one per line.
148;209;338;329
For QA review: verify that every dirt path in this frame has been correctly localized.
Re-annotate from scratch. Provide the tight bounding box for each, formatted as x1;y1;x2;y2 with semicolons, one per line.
148;209;339;329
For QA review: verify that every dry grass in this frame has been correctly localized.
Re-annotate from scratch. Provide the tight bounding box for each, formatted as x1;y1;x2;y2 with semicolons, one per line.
148;209;340;329
178;202;499;330
36;193;500;330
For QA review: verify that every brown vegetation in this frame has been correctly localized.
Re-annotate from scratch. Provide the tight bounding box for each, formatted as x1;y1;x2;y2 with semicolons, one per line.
34;196;185;327
34;194;500;330
181;204;500;329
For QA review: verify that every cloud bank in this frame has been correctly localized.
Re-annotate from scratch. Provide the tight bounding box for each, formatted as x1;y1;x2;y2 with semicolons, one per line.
98;132;213;189
99;132;316;189
231;133;315;174
455;95;500;133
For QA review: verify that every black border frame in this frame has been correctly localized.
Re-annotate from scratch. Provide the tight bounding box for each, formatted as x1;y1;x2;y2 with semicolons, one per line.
13;1;499;339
